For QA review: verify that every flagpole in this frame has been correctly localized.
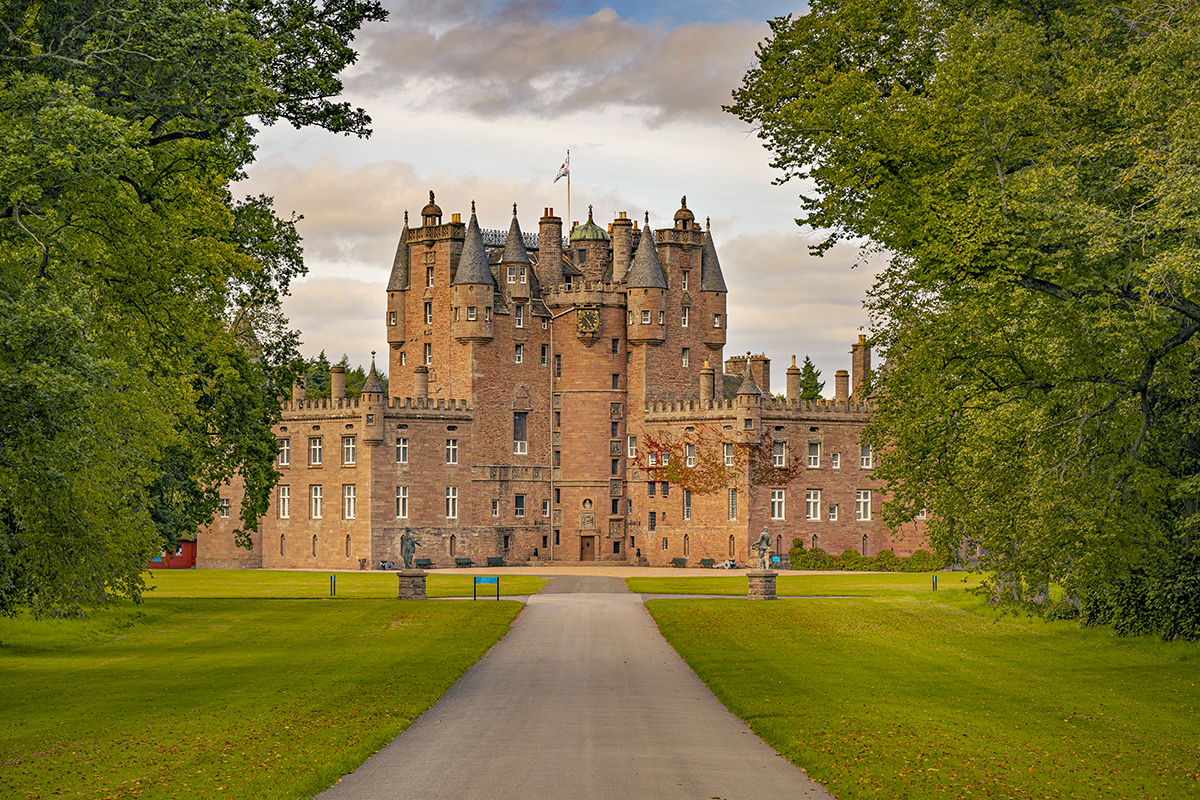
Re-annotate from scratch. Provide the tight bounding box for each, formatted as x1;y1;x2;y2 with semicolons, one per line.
566;149;571;236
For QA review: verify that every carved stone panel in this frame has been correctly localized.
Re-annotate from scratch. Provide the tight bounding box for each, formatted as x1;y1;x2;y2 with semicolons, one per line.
553;394;562;409
608;519;623;538
609;439;621;456
580;512;596;530
609;479;622;496
610;402;622;418
552;431;561;446
552;509;563;526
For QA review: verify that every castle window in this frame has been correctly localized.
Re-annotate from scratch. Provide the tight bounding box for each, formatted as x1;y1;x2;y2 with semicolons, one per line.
831;452;841;469
807;442;819;468
450;533;457;555
312;535;317;557
916;508;927;520
648;482;655;497
446;487;458;519
514;343;523;364
401;352;406;366
346;535;351;559
554;411;561;428
514;412;528;454
648;453;656;467
611;374;619;389
515;495;526;517
681;271;689;291
686;443;695;467
627;436;637;458
445;439;458;464
713;314;721;328
555;488;560;504
279;486;290;519
774;441;786;467
681;307;688;327
396;486;408;518
342;436;356;465
829;504;838;522
683;533;690;555
492;499;499;517
728;488;737;521
311;485;323;519
453;307;459;322
280;534;285;556
658;311;664;324
542;500;550;517
661;481;669;497
343;485;356;519
389;311;397;326
425;302;433;325
611;459;620;475
485;307;491;321
554;530;560;545
555;354;562;378
520;266;527;284
515;305;524;327
728;534;735;557
613;540;621;555
683;490;691;521
578;249;587;264
467;306;476;321
724;442;733;466
861;445;873;469
424;343;432;365
278;438;290;466
649;512;657;531
612;498;620;515
612;338;619;355
554;451;561;466
396;437;408;463
541;344;548;366
770;488;785;520
682;347;689;367
219;498;230;518
856;490;871;521
309;437;322;466
863;534;869;556
628;311;634;325
504;534;511;550
806;489;821;521
427;266;434;287
641;310;650;324
507;266;516;283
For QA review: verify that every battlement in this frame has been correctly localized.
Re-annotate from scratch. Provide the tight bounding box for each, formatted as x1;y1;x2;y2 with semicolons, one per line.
642;395;871;422
644;398;737;418
542;281;628;306
280;397;361;412
655;228;706;246
762;396;872;415
387;396;472;413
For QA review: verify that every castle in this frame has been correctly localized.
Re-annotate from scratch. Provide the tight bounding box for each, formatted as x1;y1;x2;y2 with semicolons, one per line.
198;194;926;569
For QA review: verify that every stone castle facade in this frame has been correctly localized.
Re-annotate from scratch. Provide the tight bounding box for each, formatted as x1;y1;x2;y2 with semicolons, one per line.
197;194;926;569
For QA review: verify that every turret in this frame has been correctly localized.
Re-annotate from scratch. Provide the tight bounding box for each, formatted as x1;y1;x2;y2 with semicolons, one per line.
700;360;715;401
414;365;429;400
611;212;633;282
735;365;762;444
569;205;610;283
502;204;531;302
625;213;667;346
538;208;563;286
451;202;495;343
700;221;728;350
362;353;385;444
386;213;410;392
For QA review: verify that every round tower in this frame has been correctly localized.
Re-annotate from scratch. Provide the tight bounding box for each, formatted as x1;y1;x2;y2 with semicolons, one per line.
451;202;496;343
625;213;667;346
700;218;728;354
569;205;610;283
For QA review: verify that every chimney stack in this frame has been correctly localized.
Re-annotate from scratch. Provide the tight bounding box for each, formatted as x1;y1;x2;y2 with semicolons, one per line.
786;355;801;401
330;365;346;401
835;370;849;403
414;365;429;400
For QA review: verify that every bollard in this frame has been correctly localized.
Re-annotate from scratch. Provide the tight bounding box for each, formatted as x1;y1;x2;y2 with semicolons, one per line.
932;574;937;591
331;574;336;597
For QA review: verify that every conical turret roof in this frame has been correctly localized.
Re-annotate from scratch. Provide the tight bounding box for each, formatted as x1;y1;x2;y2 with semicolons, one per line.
700;224;728;292
363;353;383;394
624;214;667;289
501;204;530;264
453;203;495;286
736;367;762;396
387;213;410;291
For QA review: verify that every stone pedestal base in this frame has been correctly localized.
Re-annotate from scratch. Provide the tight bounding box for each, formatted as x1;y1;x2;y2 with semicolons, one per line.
748;569;777;601
397;569;427;600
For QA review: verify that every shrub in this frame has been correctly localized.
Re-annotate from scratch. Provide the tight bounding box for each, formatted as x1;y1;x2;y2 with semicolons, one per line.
836;548;863;571
874;549;899;572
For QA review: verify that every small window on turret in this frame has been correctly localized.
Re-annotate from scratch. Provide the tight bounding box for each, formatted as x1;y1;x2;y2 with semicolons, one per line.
713;314;722;328
485;307;492;321
641;310;650;324
389;311;396;326
682;271;689;291
515;305;524;327
520;266;527;284
507;266;516;283
681;307;689;327
658;311;665;325
427;267;434;287
467;307;476;321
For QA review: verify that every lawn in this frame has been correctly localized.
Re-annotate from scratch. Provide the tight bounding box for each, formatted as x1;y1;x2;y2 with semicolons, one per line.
145;568;546;599
0;593;523;799
627;571;981;596
647;589;1200;800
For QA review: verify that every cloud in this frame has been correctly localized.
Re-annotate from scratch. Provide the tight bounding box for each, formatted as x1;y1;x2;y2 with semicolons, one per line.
284;277;385;367
351;1;766;124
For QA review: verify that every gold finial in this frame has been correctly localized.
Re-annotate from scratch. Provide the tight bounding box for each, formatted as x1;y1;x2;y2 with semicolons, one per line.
644;211;649;225
513;202;518;217
792;355;797;367
588;204;594;219
681;195;687;208
706;216;710;231
471;199;476;213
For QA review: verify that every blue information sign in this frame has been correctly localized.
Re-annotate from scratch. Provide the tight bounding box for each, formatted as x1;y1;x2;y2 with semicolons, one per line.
474;575;499;600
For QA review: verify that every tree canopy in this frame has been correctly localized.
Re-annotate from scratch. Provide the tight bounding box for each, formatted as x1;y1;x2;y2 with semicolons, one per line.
0;0;386;615
798;355;824;400
729;0;1200;637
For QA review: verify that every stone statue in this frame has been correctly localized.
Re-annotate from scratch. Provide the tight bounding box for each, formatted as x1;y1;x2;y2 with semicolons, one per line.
400;527;421;570
752;526;772;571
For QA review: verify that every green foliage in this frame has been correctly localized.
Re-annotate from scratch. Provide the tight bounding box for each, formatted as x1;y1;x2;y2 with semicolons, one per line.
0;0;387;614
729;0;1200;637
650;594;1200;799
797;355;824;400
0;597;518;797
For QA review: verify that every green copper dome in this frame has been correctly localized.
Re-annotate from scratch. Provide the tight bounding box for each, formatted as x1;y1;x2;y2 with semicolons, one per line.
569;205;610;242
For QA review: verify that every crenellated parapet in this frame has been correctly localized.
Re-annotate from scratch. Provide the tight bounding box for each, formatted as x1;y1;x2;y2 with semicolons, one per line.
654;227;706;247
387;396;473;413
542;281;627;307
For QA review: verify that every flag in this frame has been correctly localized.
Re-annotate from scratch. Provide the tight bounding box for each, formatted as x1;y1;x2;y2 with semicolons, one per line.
554;152;569;183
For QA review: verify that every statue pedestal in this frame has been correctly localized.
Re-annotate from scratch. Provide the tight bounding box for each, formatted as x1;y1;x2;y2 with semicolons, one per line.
397;569;427;600
747;569;777;601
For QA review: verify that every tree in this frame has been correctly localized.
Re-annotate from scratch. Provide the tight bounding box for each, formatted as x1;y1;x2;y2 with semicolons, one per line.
798;355;824;400
728;0;1200;637
0;0;387;615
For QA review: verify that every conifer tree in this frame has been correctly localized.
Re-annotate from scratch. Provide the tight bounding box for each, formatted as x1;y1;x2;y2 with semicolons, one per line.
798;356;824;400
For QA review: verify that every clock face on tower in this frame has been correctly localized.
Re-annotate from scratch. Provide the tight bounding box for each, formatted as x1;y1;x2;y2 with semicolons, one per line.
576;308;600;334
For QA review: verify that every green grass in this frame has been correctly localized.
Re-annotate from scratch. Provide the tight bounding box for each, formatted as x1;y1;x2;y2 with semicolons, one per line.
627;571;981;596
144;568;546;599
0;595;522;799
647;589;1200;800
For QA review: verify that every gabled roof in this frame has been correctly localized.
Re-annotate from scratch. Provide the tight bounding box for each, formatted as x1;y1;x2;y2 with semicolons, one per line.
453;204;495;286
624;217;668;289
501;206;531;264
700;227;728;292
387;215;409;291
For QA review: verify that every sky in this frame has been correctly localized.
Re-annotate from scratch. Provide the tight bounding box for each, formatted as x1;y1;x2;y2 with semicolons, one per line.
242;0;880;392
